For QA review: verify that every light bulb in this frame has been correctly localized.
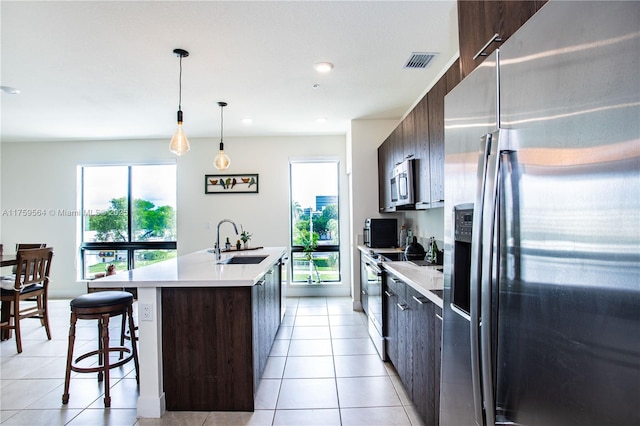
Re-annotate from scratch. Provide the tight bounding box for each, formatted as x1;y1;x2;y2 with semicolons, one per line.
169;123;190;156
214;150;230;170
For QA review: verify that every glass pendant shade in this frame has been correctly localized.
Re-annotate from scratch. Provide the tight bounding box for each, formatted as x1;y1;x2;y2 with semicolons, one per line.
169;109;190;155
169;121;190;156
214;143;230;170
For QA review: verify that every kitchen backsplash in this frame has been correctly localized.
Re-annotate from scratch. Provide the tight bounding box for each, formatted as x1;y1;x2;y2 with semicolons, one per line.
400;207;444;249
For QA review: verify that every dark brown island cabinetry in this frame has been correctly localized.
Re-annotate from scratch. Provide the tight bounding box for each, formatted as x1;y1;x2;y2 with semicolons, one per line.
457;0;548;78
384;270;441;426
161;260;282;411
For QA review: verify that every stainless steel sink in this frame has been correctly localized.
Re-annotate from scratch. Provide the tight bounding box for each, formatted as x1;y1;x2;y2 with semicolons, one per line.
219;255;268;265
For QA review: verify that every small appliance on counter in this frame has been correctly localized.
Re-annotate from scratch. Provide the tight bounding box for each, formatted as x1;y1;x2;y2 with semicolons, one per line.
363;218;397;248
403;236;443;267
404;236;426;261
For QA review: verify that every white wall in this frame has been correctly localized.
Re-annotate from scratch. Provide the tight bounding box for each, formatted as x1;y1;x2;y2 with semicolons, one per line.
1;134;348;298
348;119;399;308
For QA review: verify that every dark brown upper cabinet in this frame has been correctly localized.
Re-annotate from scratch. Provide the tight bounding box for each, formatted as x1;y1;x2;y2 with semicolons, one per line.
413;96;430;208
428;59;462;207
377;60;461;212
378;141;394;212
457;0;548;78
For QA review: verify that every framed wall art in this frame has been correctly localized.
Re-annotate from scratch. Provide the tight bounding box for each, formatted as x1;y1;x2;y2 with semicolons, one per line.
205;174;259;194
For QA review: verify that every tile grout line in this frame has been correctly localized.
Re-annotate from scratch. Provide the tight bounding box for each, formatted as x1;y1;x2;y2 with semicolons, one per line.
326;300;344;426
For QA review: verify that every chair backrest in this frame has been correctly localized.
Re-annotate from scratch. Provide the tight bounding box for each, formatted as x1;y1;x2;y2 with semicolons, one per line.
12;247;53;290
12;244;47;273
15;243;47;250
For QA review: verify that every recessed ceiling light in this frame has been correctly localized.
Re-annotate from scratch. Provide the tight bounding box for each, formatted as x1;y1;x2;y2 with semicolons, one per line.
312;83;320;89
314;62;334;73
0;86;20;95
241;118;253;125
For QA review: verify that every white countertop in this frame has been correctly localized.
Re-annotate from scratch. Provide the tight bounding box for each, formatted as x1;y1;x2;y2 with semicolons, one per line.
89;247;287;288
359;245;405;256
381;261;444;308
358;245;443;308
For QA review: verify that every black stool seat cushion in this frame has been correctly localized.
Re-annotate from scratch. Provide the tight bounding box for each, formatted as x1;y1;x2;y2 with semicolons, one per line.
71;291;133;309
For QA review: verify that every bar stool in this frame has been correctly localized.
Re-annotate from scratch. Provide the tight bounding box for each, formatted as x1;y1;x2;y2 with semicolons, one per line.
62;291;139;407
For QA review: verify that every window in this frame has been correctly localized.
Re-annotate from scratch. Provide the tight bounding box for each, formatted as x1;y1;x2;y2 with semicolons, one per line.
80;164;177;279
290;161;340;284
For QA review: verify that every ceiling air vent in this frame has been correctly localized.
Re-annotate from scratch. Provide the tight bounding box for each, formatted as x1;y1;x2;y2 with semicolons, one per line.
404;52;438;69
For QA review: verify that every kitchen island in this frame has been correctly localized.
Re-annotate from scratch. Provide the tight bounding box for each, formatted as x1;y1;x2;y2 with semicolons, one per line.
91;247;287;418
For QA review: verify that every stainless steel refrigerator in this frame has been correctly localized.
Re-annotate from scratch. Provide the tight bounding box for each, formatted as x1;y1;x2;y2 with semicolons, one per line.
440;1;640;425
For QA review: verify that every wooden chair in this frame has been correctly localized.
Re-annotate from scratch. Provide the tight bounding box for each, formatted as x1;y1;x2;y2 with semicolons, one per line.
0;247;54;353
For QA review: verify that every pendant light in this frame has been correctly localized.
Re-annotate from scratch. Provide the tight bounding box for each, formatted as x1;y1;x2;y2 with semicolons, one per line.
214;101;231;170
169;48;190;156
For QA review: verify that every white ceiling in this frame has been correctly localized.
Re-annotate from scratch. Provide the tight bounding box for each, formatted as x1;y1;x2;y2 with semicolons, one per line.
0;1;459;143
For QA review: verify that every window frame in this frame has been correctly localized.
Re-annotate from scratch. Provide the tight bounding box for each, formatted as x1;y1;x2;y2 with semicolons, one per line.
79;164;177;279
289;159;341;284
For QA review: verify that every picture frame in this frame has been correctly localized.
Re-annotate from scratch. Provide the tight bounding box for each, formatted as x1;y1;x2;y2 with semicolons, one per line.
205;174;259;194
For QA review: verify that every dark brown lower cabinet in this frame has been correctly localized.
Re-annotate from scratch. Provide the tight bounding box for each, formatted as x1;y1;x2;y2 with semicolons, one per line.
383;277;399;365
162;261;281;411
384;271;442;426
394;279;413;395
434;305;443;425
407;286;436;425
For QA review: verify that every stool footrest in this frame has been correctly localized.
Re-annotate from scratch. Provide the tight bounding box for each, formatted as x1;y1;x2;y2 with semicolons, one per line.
71;346;133;373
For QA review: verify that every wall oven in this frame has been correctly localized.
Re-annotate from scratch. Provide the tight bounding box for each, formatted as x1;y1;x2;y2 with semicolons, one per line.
361;250;385;360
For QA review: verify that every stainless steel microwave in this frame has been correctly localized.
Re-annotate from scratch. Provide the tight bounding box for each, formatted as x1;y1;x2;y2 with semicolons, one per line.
390;158;415;206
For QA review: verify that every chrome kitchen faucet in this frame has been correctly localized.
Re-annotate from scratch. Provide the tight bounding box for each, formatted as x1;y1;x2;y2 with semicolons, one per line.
216;219;239;260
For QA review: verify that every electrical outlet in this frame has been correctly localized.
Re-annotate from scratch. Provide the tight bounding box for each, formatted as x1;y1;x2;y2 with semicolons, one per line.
140;303;153;321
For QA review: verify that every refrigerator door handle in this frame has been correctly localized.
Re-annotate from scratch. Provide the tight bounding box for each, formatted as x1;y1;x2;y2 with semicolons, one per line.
479;129;509;426
469;132;493;426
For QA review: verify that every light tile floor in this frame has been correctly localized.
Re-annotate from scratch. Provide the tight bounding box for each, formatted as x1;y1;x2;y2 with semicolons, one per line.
0;297;426;425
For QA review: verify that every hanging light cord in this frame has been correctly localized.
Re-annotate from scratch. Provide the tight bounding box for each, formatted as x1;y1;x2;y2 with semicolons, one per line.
220;104;224;143
178;54;183;112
